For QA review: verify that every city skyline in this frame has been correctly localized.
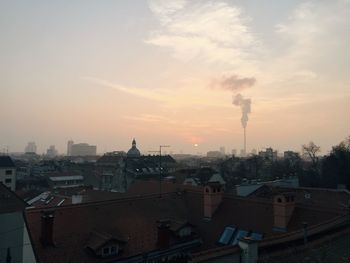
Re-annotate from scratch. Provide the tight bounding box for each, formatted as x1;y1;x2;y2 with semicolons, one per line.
1;0;350;154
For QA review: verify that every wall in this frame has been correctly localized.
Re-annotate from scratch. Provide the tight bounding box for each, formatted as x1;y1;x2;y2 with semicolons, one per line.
0;167;16;191
0;211;36;263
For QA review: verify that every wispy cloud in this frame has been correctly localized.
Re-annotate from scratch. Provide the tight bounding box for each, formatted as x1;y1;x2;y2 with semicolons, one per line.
82;76;232;109
271;0;350;76
82;76;169;102
146;0;258;67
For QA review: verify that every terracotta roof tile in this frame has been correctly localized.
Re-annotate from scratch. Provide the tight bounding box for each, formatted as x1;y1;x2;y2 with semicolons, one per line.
24;183;346;262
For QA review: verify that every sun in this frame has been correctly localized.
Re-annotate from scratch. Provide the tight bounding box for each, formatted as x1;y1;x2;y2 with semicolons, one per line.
194;144;199;147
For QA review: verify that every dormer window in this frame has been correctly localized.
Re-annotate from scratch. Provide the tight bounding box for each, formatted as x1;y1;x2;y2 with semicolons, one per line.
110;246;117;255
102;247;110;256
102;245;118;257
86;231;126;258
167;220;195;238
178;226;192;237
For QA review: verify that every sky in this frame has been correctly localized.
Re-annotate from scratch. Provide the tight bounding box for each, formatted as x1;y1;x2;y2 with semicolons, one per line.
1;0;349;155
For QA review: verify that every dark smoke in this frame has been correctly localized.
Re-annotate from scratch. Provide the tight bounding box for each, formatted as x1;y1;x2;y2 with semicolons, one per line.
213;75;256;91
233;93;251;128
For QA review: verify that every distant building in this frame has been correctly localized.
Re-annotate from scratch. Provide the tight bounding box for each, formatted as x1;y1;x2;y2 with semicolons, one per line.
206;151;223;158
46;145;58;158
251;148;257;155
240;149;246;157
67;140;74;156
259;147;278;161
284;150;299;160
48;175;84;189
0;156;16;191
219;146;225;156
25;142;37;154
126;138;141;158
232;149;237;156
95;154;125;191
70;143;97;156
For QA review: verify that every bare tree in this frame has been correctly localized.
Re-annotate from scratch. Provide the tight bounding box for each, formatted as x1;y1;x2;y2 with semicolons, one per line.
302;141;321;167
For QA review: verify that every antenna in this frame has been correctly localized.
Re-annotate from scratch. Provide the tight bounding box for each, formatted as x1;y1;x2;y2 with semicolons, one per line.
149;145;170;198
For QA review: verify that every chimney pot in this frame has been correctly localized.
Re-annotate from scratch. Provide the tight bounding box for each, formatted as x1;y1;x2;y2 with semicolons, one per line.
273;193;295;231
203;183;223;219
157;219;171;249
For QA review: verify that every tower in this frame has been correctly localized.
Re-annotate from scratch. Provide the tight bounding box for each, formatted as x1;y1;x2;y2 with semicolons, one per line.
67;140;74;156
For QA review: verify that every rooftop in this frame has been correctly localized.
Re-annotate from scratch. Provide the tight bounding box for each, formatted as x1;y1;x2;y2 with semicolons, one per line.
0;183;27;214
49;175;84;181
0;156;15;168
25;183;347;262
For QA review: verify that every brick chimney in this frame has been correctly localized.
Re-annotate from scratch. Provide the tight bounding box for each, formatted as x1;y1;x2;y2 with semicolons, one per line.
40;210;55;246
157;219;171;249
203;182;223;219
273;193;295;231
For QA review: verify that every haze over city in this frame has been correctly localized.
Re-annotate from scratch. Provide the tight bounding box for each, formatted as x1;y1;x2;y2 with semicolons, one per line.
1;0;350;154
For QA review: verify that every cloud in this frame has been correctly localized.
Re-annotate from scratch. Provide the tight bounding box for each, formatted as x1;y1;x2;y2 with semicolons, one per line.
273;0;350;71
146;0;258;66
82;76;233;109
211;74;256;92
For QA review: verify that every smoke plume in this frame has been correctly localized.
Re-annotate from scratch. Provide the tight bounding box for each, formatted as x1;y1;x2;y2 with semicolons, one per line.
233;93;251;128
212;75;256;92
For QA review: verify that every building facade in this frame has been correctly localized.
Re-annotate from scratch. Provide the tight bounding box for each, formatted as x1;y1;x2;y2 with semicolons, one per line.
0;156;16;191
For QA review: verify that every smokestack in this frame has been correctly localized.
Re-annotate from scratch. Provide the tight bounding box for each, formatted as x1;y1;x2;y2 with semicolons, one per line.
244;127;247;157
233;94;251;156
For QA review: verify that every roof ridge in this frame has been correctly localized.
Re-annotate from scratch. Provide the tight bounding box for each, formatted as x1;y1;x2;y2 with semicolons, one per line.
25;191;192;213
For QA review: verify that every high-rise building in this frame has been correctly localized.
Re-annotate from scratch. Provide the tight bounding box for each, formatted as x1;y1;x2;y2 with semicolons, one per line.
67;140;74;156
46;145;58;158
70;143;97;156
219;146;226;156
25;142;37;154
259;147;278;161
231;149;237;156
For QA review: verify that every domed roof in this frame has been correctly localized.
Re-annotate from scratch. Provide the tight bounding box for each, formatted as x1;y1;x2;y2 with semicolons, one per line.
127;138;141;157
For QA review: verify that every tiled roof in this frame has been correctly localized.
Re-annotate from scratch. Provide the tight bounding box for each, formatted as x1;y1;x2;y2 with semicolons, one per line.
86;231;126;251
25;184;347;262
0;156;15;168
26;192;200;262
0;183;27;213
249;185;350;211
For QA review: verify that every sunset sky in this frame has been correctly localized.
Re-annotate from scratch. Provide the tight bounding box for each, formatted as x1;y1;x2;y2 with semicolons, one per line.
1;0;349;155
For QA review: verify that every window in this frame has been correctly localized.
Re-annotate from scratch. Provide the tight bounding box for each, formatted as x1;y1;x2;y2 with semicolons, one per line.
305;193;311;199
179;227;192;237
5;170;12;175
102;247;110;255
110;246;118;255
5;178;12;184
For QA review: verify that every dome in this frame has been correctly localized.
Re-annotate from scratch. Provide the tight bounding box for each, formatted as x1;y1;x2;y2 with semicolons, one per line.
127;138;141;157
